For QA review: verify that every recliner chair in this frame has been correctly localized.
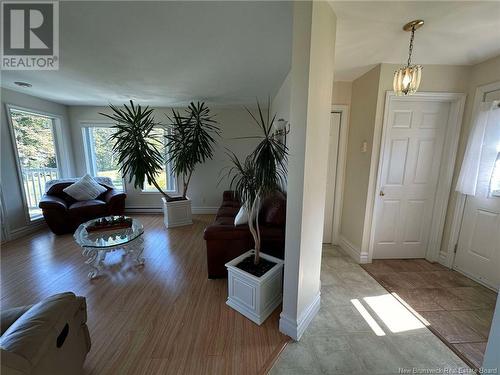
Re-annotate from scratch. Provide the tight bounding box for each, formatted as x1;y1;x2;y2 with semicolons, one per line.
0;292;91;375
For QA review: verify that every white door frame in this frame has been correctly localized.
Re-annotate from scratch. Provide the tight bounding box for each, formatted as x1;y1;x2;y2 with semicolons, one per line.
447;81;500;269
368;91;466;262
327;104;350;245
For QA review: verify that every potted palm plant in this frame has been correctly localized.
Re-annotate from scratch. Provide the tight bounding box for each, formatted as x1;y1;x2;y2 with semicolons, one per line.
223;100;288;325
101;100;220;228
163;102;220;227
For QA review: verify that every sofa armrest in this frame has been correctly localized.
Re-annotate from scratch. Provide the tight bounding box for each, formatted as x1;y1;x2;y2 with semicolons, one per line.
38;195;67;210
103;189;127;204
1;305;33;335
0;293;87;364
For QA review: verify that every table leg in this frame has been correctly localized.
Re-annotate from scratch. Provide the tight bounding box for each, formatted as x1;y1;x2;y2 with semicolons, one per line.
127;236;145;266
82;247;103;279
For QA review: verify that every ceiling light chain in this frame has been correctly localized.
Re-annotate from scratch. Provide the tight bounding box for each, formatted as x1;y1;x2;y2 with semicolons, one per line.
393;19;424;96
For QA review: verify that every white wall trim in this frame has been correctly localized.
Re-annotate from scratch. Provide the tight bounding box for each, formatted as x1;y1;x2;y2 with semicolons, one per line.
125;206;218;215
279;292;320;341
366;91;466;263
442;193;466;267
339;235;368;263
5;220;47;242
445;80;500;268
329;104;350;245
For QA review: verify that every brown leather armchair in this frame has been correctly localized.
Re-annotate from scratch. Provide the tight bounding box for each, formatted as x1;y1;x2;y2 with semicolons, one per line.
0;292;91;375
39;179;126;234
204;191;286;278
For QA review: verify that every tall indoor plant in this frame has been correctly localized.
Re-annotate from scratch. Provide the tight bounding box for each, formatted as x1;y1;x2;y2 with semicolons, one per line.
223;100;288;325
101;100;220;228
165;101;221;199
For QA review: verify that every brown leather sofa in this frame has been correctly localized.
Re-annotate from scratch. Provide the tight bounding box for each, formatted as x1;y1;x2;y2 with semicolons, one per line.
0;292;91;375
204;190;286;278
39;179;126;235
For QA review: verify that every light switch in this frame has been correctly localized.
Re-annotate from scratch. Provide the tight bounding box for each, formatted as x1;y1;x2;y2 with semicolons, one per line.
361;141;368;153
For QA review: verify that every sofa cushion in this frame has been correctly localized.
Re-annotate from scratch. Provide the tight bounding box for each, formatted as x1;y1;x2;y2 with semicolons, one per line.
260;191;286;226
63;175;107;201
68;200;107;217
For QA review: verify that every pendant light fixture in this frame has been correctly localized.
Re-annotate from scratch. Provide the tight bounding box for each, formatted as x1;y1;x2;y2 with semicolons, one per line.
393;19;424;96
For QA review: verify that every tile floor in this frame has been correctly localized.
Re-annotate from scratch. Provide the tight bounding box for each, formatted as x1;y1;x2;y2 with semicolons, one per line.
269;246;469;375
362;259;497;368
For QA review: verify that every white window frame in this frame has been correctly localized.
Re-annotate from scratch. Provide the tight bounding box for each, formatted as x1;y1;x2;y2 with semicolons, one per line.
81;122;125;191
5;104;65;223
141;126;178;194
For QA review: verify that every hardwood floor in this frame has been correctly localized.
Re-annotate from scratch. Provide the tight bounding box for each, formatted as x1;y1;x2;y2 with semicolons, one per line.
362;259;497;369
1;215;289;375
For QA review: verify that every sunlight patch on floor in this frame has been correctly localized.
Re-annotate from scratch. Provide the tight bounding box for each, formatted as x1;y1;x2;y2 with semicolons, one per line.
364;294;426;333
351;298;386;336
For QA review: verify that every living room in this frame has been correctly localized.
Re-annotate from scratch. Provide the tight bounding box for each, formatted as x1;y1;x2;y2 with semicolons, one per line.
1;1;500;375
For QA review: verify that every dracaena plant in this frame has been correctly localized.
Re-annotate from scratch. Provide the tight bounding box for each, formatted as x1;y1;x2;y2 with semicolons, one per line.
100;100;176;201
165;102;221;199
224;99;288;264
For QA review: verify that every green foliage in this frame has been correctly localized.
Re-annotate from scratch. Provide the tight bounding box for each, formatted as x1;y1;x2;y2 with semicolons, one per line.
223;99;288;264
10;111;57;169
91;128;117;172
100;100;172;200
165;102;221;198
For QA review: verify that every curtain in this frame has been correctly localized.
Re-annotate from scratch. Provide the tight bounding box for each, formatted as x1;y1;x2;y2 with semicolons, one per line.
456;101;500;196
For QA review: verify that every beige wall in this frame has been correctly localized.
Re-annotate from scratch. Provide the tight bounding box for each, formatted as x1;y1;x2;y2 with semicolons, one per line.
281;0;336;339
340;66;380;250
340;56;500;263
332;81;352;105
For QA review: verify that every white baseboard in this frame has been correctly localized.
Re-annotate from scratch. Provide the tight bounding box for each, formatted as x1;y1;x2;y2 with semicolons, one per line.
124;206;218;215
6;220;47;241
279;292;321;340
339;235;368;263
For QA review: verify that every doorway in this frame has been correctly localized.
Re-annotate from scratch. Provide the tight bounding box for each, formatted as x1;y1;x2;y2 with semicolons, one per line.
453;83;500;291
323;105;349;245
370;93;465;260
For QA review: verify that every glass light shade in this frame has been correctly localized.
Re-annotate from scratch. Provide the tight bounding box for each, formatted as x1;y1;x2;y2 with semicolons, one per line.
393;65;422;96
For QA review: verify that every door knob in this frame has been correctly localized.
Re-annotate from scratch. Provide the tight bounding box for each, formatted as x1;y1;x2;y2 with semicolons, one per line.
379;190;385;196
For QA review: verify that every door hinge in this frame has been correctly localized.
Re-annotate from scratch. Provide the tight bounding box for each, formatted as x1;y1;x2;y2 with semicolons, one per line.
454;243;458;253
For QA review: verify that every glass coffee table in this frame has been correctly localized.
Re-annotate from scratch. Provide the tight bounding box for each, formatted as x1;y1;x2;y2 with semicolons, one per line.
74;216;145;279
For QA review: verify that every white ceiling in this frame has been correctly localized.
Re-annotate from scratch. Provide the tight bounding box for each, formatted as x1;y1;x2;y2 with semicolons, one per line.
3;1;499;104
330;1;500;81
1;1;292;106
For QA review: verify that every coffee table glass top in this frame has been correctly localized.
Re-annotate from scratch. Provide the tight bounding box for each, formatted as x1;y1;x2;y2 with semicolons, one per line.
74;216;144;248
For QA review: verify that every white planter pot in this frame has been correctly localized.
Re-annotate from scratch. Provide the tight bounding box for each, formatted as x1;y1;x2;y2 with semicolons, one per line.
161;197;192;228
225;250;284;325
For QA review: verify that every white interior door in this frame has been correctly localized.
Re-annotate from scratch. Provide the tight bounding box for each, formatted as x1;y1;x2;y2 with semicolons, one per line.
373;99;450;258
323;112;341;243
454;90;500;290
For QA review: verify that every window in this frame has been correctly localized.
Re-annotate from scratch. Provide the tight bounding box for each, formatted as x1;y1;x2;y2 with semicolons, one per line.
8;107;61;220
83;126;124;191
142;128;177;193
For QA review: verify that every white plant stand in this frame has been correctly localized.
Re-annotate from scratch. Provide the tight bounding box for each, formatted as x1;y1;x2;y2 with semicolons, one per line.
162;197;192;228
225;250;284;325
